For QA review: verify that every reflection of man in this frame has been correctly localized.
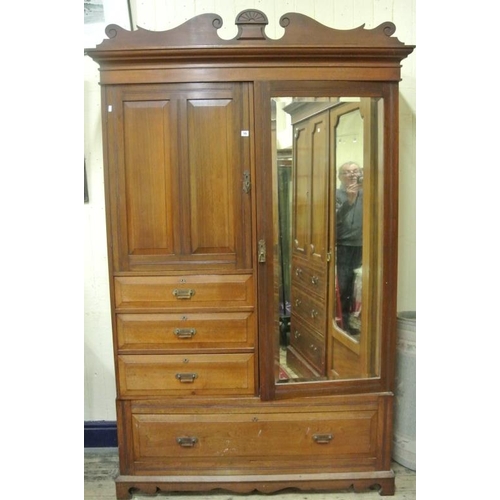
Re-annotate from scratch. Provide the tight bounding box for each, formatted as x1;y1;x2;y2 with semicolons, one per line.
336;162;363;334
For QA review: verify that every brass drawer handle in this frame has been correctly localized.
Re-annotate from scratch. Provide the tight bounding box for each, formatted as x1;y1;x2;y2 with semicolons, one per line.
294;330;301;339
311;276;319;285
176;436;198;447
175;373;198;383
295;298;302;307
313;434;333;444
174;328;197;339
172;289;196;299
311;309;318;319
295;267;303;277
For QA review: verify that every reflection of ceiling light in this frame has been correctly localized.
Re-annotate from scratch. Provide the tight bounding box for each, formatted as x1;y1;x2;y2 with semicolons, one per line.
339;97;361;102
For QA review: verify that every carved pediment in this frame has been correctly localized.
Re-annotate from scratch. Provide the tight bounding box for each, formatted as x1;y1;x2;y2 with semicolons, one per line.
86;8;413;57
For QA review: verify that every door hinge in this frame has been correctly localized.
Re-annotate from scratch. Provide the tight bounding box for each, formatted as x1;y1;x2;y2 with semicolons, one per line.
243;170;251;193
258;239;266;263
327;250;332;262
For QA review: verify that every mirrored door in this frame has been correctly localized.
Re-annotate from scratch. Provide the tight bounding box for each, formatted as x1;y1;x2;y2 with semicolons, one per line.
271;96;384;385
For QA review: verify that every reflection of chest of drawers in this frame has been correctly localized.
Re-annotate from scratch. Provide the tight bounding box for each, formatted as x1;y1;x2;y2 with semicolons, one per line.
288;259;327;377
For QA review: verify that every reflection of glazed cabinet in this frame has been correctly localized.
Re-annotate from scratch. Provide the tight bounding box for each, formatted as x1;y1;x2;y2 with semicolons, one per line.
86;9;413;499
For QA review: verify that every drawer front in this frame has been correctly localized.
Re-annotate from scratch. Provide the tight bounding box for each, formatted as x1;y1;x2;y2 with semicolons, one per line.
117;312;255;351
118;354;255;396
289;314;325;372
114;274;254;310
290;285;326;330
132;410;378;462
291;261;325;295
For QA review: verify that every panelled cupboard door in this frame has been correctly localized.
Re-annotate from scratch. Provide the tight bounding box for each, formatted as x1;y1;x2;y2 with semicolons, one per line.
106;83;253;272
291;110;330;266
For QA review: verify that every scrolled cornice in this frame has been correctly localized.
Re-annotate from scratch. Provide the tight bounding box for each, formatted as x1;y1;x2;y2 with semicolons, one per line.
85;9;415;65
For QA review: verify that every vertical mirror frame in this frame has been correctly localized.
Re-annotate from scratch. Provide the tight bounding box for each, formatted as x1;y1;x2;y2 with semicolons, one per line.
255;80;400;401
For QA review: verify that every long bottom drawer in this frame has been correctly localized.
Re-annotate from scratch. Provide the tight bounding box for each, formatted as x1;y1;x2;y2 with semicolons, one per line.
127;403;382;475
134;410;376;457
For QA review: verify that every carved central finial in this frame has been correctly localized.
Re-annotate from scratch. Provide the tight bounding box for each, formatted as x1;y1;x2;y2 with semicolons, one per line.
235;9;269;40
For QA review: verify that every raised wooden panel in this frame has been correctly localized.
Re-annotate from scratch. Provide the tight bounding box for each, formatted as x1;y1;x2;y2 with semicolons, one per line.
118;353;255;396
310;113;329;264
114;274;254;311
331;337;362;379
187;98;235;256
123;100;175;257
116;311;255;351
292;124;309;256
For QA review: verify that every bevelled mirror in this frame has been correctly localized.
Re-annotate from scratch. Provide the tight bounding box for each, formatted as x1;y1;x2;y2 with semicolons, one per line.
271;94;385;386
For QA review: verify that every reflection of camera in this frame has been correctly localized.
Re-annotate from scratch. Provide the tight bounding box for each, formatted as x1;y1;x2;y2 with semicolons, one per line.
357;176;363;185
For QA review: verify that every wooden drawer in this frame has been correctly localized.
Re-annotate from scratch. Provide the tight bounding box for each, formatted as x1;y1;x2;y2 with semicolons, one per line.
114;274;254;310
290;285;326;330
131;409;378;466
117;312;255;351
288;314;325;373
118;353;255;396
291;261;325;295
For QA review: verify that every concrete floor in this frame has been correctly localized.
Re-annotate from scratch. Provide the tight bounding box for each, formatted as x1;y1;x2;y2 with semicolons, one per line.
84;448;416;500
